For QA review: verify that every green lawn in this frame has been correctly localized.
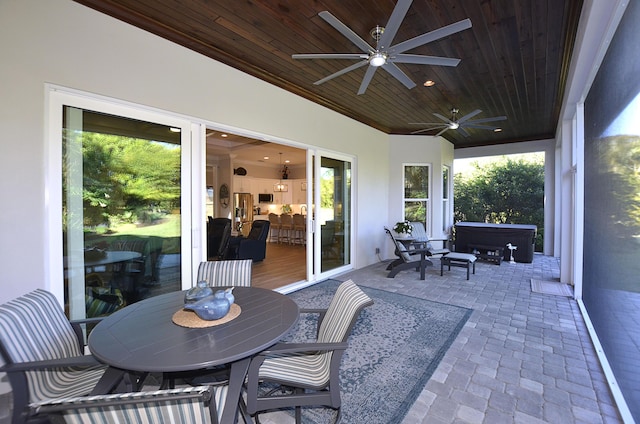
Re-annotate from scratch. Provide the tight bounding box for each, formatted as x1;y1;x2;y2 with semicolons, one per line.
111;213;181;238
87;213;182;254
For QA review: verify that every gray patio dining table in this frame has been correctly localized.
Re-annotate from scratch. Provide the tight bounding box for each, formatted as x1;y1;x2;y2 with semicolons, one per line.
88;286;300;424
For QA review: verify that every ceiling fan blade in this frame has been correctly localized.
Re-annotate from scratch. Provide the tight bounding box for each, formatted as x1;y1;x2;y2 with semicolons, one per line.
435;127;450;136
378;0;413;48
357;65;379;95
392;18;472;54
391;54;460;67
462;124;499;130
314;60;369;85
457;109;482;123
293;53;367;60
433;113;451;123
457;127;471;137
408;122;449;125
467;115;507;124
410;125;448;135
318;11;374;53
381;63;416;89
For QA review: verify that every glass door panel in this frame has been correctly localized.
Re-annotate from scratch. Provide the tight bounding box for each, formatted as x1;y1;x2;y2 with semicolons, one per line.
62;107;183;319
318;156;351;273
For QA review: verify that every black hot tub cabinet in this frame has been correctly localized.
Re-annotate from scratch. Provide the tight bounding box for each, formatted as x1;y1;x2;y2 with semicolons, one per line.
454;222;537;263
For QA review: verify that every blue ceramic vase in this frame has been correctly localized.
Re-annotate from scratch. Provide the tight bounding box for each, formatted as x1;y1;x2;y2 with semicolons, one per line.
184;290;230;320
224;287;235;305
184;281;213;304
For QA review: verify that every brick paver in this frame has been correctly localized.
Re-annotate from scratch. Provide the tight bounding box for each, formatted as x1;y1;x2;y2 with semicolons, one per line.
341;255;622;424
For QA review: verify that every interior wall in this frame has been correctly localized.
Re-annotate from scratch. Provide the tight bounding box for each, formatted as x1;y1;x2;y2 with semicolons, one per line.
0;0;389;304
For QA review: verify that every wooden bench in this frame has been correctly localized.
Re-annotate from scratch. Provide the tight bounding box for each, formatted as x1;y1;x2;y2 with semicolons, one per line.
440;252;477;280
468;244;504;265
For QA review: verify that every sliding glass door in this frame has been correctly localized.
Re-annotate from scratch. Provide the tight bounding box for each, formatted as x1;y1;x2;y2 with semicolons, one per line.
313;152;352;277
49;89;194;320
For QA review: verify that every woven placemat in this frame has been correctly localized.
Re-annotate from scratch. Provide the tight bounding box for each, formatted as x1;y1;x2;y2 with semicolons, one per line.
172;303;241;328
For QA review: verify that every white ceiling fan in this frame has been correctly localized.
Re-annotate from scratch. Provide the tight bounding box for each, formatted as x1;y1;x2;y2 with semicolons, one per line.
292;0;472;95
409;108;507;137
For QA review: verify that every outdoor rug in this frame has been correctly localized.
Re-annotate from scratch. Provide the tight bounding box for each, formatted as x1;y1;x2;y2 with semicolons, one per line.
275;279;473;424
530;279;573;297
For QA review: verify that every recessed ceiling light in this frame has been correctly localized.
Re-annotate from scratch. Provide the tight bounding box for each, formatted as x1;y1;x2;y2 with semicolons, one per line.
494;128;502;132
169;127;181;132
263;156;269;160
285;160;290;163
221;133;228;137
423;80;435;87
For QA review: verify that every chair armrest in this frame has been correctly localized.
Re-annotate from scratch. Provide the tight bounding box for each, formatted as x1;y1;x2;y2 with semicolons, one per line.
258;341;348;356
0;354;102;373
70;317;105;350
406;247;431;256
70;317;104;326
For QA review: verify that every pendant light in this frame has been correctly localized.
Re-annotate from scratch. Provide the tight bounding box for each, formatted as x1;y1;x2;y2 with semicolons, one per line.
274;153;287;192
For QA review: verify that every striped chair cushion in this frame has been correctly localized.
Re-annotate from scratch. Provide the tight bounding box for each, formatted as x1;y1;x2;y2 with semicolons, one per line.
0;289;106;402
30;385;227;424
258;280;372;388
196;260;252;287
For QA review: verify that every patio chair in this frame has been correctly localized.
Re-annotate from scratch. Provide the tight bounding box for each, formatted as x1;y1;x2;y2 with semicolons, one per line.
244;280;373;423
0;289;107;424
28;385;232;424
196;259;253;287
409;221;450;256
384;227;434;280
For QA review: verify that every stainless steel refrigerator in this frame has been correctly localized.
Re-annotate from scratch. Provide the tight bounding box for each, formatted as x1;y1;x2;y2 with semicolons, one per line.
233;192;253;236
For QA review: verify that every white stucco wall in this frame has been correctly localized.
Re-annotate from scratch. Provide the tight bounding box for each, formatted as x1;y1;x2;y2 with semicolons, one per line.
0;0;389;303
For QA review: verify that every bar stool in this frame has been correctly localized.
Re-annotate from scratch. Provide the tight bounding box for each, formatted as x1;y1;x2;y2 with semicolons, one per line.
268;213;281;243
279;214;294;244
292;213;306;245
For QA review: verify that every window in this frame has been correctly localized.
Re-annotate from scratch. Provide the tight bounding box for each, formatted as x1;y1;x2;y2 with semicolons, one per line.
403;164;430;231
442;165;450;233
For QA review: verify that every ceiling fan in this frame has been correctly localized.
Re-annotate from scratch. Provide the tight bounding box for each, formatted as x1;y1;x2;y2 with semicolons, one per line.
292;0;471;95
409;108;507;137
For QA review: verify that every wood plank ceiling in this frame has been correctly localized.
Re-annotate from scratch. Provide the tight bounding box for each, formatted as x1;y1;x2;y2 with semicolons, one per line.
73;0;583;149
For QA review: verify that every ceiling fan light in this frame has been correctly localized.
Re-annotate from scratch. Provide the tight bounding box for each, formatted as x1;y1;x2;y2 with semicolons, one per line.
369;52;386;67
449;122;459;130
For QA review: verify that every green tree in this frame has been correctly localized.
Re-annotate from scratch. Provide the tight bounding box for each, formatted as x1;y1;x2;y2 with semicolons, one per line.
454;156;544;250
77;133;181;228
597;135;640;235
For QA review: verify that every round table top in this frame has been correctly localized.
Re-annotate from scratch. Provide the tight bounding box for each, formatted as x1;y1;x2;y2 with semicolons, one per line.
88;287;299;373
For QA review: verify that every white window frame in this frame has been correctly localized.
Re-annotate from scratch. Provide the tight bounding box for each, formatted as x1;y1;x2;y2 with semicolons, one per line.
402;163;431;234
442;165;451;234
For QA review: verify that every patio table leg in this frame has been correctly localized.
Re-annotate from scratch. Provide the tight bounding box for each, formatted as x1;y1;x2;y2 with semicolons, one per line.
221;357;251;424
